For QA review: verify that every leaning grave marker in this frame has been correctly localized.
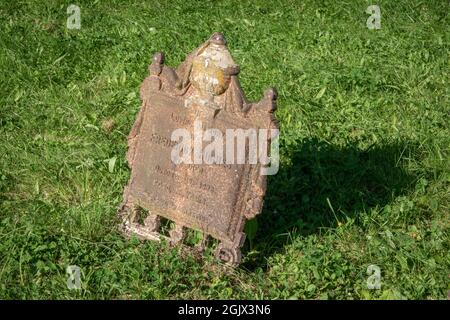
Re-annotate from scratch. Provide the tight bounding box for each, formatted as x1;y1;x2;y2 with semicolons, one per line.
119;33;278;265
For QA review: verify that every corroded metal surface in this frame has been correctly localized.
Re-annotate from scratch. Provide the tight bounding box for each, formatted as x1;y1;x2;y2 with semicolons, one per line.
119;33;278;266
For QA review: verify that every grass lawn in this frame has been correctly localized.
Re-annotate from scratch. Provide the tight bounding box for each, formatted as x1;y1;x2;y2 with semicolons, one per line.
0;0;449;299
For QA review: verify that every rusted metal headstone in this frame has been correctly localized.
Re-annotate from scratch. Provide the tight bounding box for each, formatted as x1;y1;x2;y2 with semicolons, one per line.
119;33;278;265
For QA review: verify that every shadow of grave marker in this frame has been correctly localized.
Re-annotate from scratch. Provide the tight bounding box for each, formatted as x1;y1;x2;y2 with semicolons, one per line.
242;138;418;270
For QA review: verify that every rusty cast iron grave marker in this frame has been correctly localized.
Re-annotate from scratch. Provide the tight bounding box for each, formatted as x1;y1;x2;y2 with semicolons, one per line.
119;33;278;265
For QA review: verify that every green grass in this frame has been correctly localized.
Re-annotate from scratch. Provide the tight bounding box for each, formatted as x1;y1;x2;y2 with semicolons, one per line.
0;0;449;299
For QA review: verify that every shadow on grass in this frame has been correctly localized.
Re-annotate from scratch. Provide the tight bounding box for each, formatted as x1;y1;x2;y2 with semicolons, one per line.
242;138;417;270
